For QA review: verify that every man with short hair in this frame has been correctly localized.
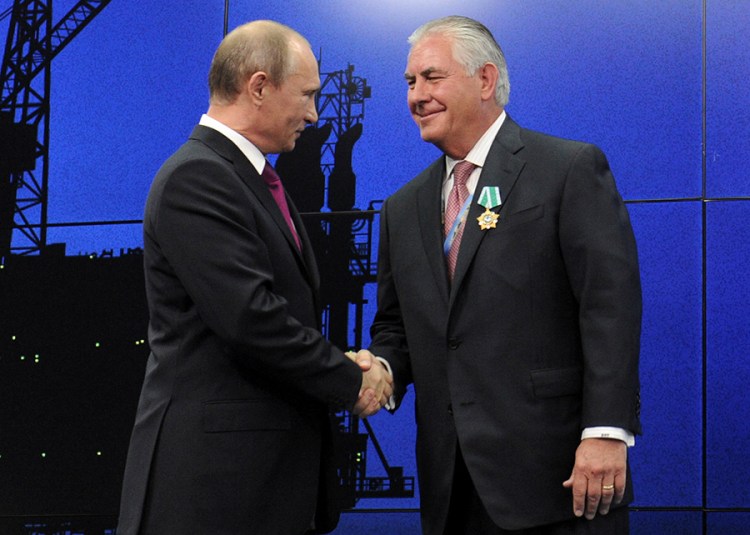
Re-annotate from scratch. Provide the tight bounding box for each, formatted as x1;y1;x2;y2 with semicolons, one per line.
117;20;391;534
367;15;641;534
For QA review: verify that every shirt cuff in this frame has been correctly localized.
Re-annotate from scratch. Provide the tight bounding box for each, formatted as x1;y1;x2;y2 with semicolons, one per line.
375;357;396;411
581;427;635;447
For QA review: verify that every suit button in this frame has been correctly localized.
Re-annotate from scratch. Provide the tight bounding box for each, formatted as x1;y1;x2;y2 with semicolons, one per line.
448;339;460;350
447;404;453;415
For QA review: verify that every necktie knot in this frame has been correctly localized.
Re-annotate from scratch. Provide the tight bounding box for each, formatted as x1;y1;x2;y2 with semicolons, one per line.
261;161;301;250
452;160;476;187
262;161;281;185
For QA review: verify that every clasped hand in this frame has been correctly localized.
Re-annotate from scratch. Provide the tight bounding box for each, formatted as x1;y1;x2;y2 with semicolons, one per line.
346;350;392;417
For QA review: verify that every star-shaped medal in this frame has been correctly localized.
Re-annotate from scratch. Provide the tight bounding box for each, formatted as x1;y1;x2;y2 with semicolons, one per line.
477;208;499;230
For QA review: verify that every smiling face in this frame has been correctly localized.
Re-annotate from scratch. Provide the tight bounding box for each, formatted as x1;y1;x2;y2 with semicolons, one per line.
405;35;498;159
260;41;320;153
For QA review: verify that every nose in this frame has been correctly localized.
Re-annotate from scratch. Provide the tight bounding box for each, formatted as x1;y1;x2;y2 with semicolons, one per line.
408;78;428;108
305;98;318;124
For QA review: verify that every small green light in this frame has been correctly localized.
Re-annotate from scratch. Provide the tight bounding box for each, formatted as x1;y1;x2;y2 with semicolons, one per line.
95;342;101;348
20;355;25;361
41;452;46;458
96;451;102;456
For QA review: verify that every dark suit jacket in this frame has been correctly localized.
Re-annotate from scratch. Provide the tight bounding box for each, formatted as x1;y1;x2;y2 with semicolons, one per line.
117;125;362;534
370;116;642;533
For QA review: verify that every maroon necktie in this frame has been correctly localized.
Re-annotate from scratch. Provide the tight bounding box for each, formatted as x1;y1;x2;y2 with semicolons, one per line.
262;161;301;250
444;160;476;279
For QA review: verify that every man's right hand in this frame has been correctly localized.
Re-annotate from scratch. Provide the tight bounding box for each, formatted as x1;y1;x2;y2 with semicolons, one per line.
348;350;392;416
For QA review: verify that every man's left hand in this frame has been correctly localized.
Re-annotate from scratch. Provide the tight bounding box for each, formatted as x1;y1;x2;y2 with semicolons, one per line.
562;438;627;520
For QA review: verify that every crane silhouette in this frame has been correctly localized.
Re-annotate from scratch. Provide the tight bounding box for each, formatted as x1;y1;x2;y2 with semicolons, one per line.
0;0;111;262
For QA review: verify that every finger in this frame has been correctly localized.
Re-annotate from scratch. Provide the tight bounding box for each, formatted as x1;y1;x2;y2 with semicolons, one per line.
565;473;587;518
613;472;627;505
585;477;603;520
360;396;382;418
382;382;393;401
598;481;616;515
352;389;375;415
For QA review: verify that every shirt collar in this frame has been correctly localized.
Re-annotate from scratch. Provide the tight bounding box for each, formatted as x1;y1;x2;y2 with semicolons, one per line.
445;110;507;178
199;114;267;175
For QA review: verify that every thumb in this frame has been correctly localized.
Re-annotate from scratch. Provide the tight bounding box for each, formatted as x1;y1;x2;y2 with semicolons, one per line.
355;350;373;371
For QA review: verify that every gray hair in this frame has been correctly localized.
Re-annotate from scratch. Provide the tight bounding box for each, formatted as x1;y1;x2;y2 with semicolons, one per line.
208;20;309;105
408;16;510;106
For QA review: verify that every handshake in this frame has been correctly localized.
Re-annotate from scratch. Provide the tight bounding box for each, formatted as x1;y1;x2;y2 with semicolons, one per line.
346;350;393;417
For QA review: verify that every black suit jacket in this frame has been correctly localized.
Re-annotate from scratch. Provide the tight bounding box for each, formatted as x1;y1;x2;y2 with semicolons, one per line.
370;116;642;532
117;125;362;534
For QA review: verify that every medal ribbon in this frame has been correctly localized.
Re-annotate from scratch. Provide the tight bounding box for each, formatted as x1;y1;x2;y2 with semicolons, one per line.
443;194;473;258
478;186;502;209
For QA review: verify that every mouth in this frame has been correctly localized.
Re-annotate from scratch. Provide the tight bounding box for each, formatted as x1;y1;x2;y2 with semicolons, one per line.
415;104;444;119
415;109;442;127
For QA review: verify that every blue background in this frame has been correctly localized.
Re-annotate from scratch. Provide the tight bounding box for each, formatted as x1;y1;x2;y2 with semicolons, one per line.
2;0;749;533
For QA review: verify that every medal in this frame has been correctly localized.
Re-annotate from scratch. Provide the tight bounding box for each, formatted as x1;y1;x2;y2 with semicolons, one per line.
476;186;502;230
477;208;499;229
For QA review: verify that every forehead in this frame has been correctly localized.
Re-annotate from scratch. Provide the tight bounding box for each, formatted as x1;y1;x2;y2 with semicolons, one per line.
406;35;457;74
285;43;320;89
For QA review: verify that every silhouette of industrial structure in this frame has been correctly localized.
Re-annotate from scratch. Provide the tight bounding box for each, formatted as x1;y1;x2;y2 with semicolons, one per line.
1;0;112;261
0;3;413;532
278;62;413;508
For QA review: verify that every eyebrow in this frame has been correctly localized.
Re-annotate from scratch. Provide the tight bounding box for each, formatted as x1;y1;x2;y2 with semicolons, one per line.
404;67;439;80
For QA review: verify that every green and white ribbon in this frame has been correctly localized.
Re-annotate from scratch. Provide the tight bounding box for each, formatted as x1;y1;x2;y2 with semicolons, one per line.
477;186;502;209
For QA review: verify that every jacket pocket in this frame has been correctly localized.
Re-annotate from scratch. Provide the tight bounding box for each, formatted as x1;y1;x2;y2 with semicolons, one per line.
530;367;582;399
202;399;291;432
497;204;544;231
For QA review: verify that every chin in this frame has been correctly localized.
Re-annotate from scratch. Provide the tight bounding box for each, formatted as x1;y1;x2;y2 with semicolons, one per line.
419;129;442;145
280;141;296;152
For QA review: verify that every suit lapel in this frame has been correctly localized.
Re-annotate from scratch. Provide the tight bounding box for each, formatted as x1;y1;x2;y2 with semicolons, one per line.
287;194;321;291
416;158;451;304
450;118;527;302
189;125;315;281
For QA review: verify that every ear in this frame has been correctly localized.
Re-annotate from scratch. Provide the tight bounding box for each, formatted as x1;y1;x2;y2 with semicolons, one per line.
247;71;269;104
478;62;499;102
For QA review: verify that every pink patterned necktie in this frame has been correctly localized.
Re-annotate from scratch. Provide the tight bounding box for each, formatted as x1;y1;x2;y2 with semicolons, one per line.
262;161;301;250
444;160;476;279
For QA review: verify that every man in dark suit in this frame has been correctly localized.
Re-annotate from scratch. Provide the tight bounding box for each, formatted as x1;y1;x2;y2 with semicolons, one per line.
365;15;641;534
117;20;391;535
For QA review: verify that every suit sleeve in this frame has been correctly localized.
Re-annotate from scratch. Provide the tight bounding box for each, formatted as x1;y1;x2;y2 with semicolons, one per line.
368;198;412;409
148;156;362;409
558;143;642;434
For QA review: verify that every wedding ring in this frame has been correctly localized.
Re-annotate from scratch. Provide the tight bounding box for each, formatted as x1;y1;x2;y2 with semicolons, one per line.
602;484;615;491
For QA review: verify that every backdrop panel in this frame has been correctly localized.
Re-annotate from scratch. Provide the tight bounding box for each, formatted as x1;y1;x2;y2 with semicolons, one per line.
706;1;750;198
627;201;703;507
706;201;750;508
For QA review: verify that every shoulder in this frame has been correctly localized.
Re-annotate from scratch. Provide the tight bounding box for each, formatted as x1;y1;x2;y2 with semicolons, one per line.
516;124;606;163
495;127;608;180
498;115;602;156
